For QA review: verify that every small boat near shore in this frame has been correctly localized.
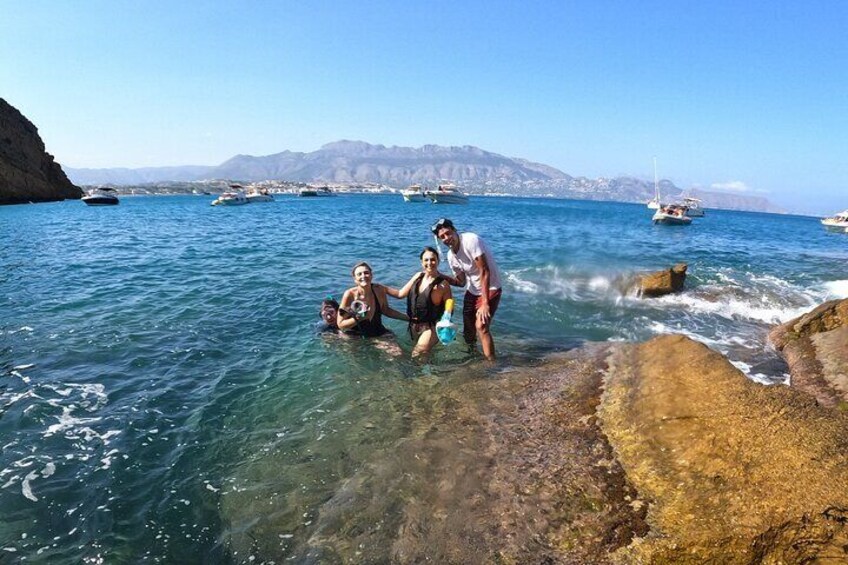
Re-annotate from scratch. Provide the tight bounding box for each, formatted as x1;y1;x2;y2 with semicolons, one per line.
683;197;705;217
426;183;469;205
299;186;335;197
652;204;692;226
82;187;120;206
401;184;427;202
246;188;274;203
821;210;848;231
212;186;249;206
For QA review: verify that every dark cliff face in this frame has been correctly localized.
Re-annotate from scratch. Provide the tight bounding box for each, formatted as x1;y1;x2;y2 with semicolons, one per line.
0;98;83;205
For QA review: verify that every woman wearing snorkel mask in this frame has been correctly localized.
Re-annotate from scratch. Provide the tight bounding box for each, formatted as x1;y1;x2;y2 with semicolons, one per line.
390;247;452;357
337;261;408;338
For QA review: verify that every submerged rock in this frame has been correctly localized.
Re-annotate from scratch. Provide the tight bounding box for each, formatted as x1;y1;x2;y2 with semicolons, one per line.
769;298;848;407
601;334;848;563
638;263;687;297
0;98;82;205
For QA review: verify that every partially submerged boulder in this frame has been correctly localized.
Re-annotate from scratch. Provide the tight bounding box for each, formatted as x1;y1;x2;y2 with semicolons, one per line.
769;298;848;408
601;334;848;563
638;263;687;297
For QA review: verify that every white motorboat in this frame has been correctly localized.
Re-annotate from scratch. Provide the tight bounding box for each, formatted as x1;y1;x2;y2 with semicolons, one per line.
821;210;848;231
401;184;427;202
683;197;705;217
82;187;119;206
299;186;335;197
426;183;469;205
212;186;249;206
652;204;692;226
246;188;274;203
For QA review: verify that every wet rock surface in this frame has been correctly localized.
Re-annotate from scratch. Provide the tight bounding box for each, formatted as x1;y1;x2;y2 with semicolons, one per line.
769;298;848;407
0;97;82;205
223;348;648;563
638;263;687;297
601;334;848;563
222;335;848;563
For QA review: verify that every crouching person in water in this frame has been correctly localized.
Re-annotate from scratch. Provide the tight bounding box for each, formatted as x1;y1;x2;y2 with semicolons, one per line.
338;262;407;353
388;247;452;357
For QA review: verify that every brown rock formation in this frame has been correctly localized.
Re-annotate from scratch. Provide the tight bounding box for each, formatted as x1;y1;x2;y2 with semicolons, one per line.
769;298;848;408
601;334;848;563
0;98;82;205
638;263;687;297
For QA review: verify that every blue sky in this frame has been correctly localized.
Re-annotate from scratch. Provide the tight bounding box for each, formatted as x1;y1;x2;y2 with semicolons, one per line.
2;1;847;213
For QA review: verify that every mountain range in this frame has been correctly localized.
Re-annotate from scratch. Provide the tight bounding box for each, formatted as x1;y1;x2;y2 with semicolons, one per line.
64;140;784;213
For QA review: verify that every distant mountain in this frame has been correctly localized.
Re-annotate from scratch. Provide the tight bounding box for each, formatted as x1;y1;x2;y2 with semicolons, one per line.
64;140;783;213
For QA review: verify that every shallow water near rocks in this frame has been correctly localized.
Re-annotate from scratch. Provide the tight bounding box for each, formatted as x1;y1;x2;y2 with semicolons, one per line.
1;194;846;561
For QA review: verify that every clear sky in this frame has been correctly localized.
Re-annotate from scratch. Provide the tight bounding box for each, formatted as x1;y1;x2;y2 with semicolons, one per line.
2;1;847;213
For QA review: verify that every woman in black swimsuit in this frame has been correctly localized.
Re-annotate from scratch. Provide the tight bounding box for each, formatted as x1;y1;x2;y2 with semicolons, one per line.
390;247;452;357
337;262;408;339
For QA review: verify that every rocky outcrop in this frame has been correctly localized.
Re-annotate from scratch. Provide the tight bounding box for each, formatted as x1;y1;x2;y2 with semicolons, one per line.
601;335;848;563
0;98;82;205
769;298;848;407
637;263;687;297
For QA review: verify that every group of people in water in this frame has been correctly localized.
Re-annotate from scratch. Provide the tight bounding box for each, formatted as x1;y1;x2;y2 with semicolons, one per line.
320;218;503;360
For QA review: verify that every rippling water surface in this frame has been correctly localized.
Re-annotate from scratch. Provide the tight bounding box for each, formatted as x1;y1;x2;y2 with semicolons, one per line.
1;194;846;561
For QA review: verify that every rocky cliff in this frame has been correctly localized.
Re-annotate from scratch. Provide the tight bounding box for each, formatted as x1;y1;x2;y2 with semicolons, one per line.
770;298;848;408
0;98;82;205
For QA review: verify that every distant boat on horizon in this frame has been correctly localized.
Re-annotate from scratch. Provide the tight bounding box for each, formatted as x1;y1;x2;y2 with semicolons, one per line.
299;186;336;197
401;184;427;202
821;209;848;231
426;182;469;205
82;187;119;206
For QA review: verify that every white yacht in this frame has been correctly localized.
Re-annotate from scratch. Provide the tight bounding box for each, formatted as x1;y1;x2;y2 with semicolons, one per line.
652;204;692;226
683;197;705;217
821;210;848;231
426;183;469;205
246;188;274;203
401;184;427;202
212;186;249;206
82;187;119;206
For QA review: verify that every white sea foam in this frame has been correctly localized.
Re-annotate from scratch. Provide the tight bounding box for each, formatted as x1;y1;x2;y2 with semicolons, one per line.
12;364;36;371
650;291;813;325
22;470;39;502
823;279;848;299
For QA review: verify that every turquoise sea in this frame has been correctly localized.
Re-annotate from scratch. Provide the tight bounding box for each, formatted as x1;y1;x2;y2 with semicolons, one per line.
2;194;847;562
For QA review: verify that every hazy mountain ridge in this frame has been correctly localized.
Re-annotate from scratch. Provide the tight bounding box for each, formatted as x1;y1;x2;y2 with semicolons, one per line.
64;140;783;212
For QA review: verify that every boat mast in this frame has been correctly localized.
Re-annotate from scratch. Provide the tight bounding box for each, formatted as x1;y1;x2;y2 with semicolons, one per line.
653;156;660;204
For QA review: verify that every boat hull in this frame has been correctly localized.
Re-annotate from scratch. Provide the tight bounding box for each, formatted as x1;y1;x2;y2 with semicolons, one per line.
822;219;848;230
402;192;427;202
82;196;119;206
246;195;274;203
652;212;692;225
427;193;469;205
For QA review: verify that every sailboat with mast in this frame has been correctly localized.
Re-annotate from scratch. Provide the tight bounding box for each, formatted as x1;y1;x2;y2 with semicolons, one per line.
646;157;661;210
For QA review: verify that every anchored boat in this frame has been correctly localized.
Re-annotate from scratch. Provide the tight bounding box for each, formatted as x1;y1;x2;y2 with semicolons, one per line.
82;187;119;206
426;183;469;205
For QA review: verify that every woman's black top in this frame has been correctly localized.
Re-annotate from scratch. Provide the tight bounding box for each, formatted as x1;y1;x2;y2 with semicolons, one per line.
407;273;445;330
346;292;389;338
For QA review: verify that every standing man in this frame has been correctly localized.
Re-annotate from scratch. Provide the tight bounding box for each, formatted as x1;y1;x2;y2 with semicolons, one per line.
431;218;502;360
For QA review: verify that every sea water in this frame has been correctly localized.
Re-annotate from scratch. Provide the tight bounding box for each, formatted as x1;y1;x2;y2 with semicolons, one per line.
1;194;846;561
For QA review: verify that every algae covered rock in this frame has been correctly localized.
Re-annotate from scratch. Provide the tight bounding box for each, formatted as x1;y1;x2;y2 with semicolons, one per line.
600;334;848;563
638;263;687;297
